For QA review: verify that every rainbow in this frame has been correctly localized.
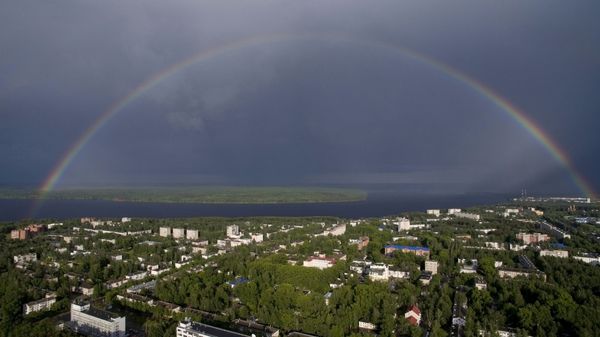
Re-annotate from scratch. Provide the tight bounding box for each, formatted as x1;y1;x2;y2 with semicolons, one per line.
35;33;597;202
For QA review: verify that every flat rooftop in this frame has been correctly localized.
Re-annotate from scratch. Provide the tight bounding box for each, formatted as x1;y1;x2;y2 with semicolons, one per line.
181;322;250;337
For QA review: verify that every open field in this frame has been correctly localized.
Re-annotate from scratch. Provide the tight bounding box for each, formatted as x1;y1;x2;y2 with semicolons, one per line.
0;186;367;204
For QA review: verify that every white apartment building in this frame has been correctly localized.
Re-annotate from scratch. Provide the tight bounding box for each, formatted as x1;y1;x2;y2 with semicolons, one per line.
23;296;56;315
448;208;462;215
226;225;240;238
159;227;171;237
540;250;568;258
427;209;440;217
186;229;199;240
303;256;336;270
70;301;126;337
396;217;411;231
323;223;347;236
368;263;409;281
176;320;252;337
172;228;185;239
424;260;438;275
13;253;37;265
454;212;481;221
250;233;264;242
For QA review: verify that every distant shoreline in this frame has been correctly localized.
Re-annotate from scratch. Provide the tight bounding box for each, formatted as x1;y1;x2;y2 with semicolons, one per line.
0;186;368;204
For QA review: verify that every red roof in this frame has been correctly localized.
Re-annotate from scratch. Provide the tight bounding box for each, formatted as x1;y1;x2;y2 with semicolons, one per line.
406;316;419;326
409;305;420;315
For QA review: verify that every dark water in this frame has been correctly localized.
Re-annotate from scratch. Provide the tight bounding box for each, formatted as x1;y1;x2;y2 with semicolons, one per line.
0;192;511;221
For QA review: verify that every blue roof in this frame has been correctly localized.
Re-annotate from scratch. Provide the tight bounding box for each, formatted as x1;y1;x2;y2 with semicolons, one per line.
385;245;429;251
227;277;249;287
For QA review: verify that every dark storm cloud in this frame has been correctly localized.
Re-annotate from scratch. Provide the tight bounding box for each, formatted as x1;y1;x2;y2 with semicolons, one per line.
1;0;599;195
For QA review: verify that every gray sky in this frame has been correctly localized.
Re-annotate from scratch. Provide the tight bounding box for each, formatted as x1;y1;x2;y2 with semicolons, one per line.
1;0;599;196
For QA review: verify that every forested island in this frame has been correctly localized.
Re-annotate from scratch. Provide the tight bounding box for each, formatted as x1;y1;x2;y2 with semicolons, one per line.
0;186;367;204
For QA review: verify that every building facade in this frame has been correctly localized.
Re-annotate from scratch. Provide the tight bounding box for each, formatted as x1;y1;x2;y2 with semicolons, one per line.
23;296;56;315
176;320;250;337
70;301;126;337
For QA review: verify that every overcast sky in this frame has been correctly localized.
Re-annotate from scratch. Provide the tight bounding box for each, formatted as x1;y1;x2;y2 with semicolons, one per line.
1;0;599;196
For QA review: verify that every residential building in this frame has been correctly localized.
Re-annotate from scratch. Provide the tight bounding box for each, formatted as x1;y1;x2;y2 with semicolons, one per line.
516;232;550;245
395;217;411;231
159;227;171;237
23;295;56;315
448;208;462;215
498;268;546;281
454;213;481;221
538;222;571;239
176;320;250;337
126;271;148;281
186;229;199;240
573;254;600;265
323;223;346;236
368;263;409;281
474;278;487;290
226;225;240;238
14;253;37;265
404;305;422;326
303;256;336;269
69;301;126;337
419;272;433;285
349;236;369;250
540;250;568;258
458;258;478;274
427;209;440;217
172;228;185;239
502;209;519;217
350;260;371;274
424;260;438;275
384;245;430;257
121;217;131;223
250;233;264;242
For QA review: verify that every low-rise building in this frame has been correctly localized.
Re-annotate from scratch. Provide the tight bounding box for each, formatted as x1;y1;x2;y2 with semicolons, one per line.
23;295;56;315
349;236;369;250
350;260;371;274
454;212;481;221
69;301;126;337
13;253;37;265
384;245;430;257
573;254;600;265
303;256;337;269
540;250;568;258
498;268;546;281
427;209;440;217
368;263;409;281
176;320;253;337
323;223;346;236
538;221;571;239
424;260;438;275
404;305;422;326
516;232;550;245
